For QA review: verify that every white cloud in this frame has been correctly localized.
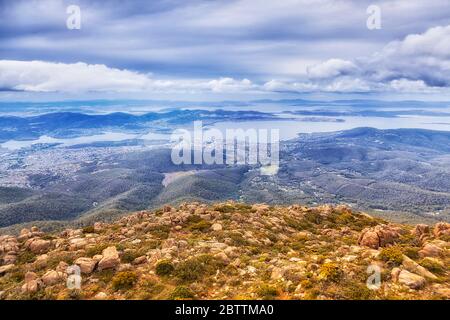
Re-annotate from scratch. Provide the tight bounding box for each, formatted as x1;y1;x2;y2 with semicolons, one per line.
0;60;257;94
207;77;254;93
263;80;318;93
388;79;433;93
306;59;358;80
0;60;150;92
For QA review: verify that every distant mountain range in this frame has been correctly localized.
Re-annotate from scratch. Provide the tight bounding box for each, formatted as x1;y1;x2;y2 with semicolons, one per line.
0;110;282;142
1;125;450;234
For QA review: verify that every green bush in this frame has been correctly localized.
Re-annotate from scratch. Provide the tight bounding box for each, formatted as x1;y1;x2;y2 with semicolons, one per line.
379;246;403;265
156;260;175;277
111;271;138;291
318;262;343;282
170;286;195;300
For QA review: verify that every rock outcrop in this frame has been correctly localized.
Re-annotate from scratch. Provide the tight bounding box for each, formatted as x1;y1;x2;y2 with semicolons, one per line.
358;225;400;249
0;202;448;300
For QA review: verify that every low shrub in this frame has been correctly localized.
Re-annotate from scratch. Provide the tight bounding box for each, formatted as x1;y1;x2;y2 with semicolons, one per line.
214;204;235;213
155;260;175;276
256;284;279;299
85;243;108;257
17;251;36;264
111;271;138;291
188;220;212;232
402;246;420;260
318;262;343;282
121;250;144;264
170;286;195;300
419;258;445;274
175;255;223;282
379;246;403;265
82;226;95;234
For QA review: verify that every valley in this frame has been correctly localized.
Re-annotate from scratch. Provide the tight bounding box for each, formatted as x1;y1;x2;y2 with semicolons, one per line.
1;109;450;234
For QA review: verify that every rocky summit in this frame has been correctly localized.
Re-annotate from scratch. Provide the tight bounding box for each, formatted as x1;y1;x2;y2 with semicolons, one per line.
0;202;448;300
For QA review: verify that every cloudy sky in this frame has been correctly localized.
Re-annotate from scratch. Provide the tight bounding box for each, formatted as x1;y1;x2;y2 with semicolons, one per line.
0;0;450;101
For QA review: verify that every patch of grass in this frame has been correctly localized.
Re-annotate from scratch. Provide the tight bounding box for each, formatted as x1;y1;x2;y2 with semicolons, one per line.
304;211;323;224
17;251;36;264
138;278;166;299
175;255;224;282
284;216;313;231
8;268;25;283
111;271;138;291
228;232;249;246
186;215;203;224
234;203;257;213
95;269;115;284
335;212;355;224
46;251;75;269
155;260;175;277
419;258;445;274
147;225;171;239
